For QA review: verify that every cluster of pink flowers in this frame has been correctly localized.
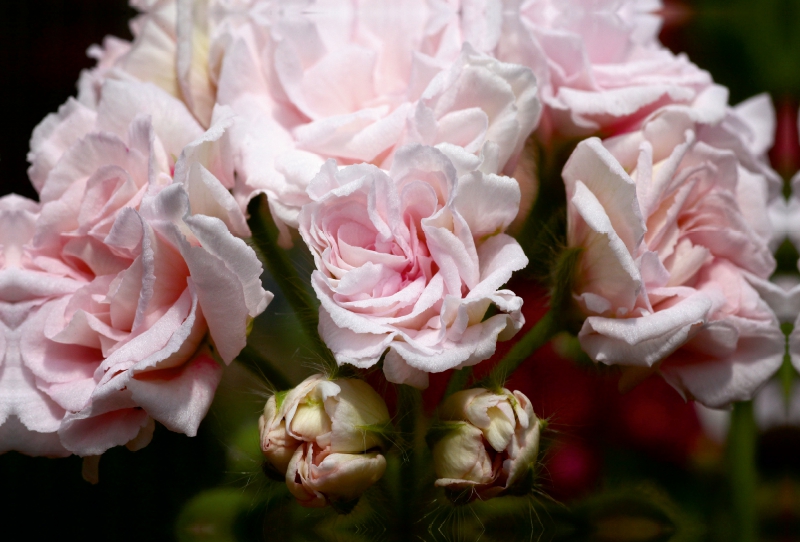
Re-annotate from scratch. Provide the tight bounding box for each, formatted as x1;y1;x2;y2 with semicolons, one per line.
1;0;796;491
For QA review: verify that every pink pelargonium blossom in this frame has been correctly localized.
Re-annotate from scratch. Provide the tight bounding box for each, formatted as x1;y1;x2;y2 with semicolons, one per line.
299;144;528;388
28;79;249;275
474;0;723;139
563;112;784;408
0;195;80;457
28;78;207;202
604;93;784;250
216;2;540;244
24;182;271;456
77;0;217;126
15;80;270;456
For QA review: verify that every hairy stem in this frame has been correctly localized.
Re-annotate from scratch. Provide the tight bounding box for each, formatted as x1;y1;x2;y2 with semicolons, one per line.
235;344;293;391
396;384;423;534
442;367;473;400
247;196;338;375
479;310;559;390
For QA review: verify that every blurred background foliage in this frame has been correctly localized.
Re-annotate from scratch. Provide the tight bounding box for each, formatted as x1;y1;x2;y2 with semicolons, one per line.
2;1;800;541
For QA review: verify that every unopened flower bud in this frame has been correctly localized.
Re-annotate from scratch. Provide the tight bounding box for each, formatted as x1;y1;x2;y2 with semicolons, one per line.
259;374;391;507
259;394;300;476
286;442;387;508
432;388;540;503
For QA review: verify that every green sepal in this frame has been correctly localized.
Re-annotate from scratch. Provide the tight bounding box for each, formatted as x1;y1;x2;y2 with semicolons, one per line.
273;389;289;411
356;421;396;451
425;420;467;450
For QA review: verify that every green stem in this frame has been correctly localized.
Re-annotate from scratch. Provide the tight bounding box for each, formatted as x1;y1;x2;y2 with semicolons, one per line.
478;310;559;390
442;367;472;400
247;196;338;374
779;322;795;401
727;401;757;542
515;137;579;267
396;384;422;535
235;344;293;391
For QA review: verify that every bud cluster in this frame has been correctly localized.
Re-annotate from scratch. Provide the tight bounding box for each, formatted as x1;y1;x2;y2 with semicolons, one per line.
259;375;541;509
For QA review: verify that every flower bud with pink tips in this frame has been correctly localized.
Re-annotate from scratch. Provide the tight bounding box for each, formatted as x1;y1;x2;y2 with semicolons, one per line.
258;374;392;508
431;387;541;503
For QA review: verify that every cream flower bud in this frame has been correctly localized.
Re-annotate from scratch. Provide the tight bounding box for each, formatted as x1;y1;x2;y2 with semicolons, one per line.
259;395;300;476
259;374;392;506
432;388;540;502
285;443;387;508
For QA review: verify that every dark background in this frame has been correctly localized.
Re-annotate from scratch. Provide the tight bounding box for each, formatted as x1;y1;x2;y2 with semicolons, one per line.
0;0;135;200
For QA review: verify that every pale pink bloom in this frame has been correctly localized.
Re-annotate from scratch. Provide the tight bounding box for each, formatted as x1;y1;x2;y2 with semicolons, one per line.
564;110;784;407
299;145;527;388
29;78;246;236
0;301;70;458
786;106;800;252
474;0;722;139
215;3;540;244
605;94;784;247
433;387;540;501
24;181;270;456
18;80;270;456
29;79;205;204
0;195;79;457
77;0;216;126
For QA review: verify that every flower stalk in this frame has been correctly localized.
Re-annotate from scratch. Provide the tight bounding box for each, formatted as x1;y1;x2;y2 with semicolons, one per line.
727;400;757;542
396;384;423;531
247;195;339;375
235;344;293;391
479;310;559;391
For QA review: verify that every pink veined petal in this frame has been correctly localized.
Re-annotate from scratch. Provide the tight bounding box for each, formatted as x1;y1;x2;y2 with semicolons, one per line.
578;291;713;367
59;405;150;456
127;350;222;436
569;180;641;314
661;319;785;408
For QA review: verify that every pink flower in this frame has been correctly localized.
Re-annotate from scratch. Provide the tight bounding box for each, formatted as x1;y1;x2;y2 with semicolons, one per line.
28;79;206;206
564;108;784;407
477;0;722;139
0;195;79;457
215;3;540;243
14;80;271;456
77;0;216;126
299;144;527;388
24;181;270;456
